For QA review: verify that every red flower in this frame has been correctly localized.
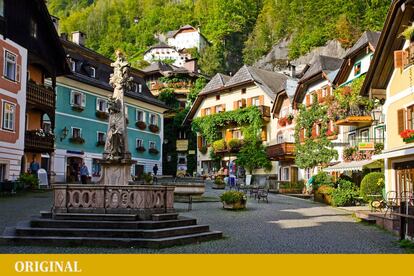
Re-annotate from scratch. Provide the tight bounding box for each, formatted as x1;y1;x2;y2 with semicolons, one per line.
400;129;414;139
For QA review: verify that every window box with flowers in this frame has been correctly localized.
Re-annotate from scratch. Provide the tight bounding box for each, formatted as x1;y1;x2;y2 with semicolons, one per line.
149;124;159;133
96;140;105;147
69;136;85;144
136;121;147;130
95;110;109;120
400;129;414;143
136;146;146;152
72;105;84;112
149;148;159;155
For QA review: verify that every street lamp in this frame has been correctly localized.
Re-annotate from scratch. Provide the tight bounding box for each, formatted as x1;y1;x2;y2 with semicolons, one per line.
60;127;69;141
371;107;383;124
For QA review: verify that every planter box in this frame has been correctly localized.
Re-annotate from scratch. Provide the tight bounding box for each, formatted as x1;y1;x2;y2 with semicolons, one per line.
403;136;414;143
212;183;225;189
222;201;246;210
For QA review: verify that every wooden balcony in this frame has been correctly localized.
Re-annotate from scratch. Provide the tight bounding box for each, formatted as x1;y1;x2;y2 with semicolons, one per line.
25;130;54;153
27;81;55;111
266;142;295;161
335;107;373;127
257;105;271;121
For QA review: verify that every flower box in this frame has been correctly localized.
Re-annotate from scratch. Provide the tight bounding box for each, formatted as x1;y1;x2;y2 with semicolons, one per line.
149;148;159;155
136;146;146;152
403;136;414;143
95;110;109;120
69;137;85;144
222;201;246;210
149;124;159;133
71;105;84;112
135;121;147;130
400;129;414;143
96;140;105;146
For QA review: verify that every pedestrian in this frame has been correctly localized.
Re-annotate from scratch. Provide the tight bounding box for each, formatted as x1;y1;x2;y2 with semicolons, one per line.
80;162;89;184
29;156;40;178
153;164;158;176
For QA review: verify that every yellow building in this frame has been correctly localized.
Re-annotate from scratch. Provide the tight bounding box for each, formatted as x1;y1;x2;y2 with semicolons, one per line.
363;0;414;204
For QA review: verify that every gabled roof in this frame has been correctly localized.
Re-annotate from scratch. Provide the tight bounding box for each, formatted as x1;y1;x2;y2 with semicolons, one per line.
199;73;231;95
344;31;381;59
142;61;202;78
334;31;381;86
271;78;298;115
144;42;175;54
141;61;175;73
293;55;342;105
361;0;411;97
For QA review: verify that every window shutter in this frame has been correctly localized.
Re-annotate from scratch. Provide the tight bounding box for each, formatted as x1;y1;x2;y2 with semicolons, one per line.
70;91;75;105
211;106;216;114
16;64;21;83
261;127;267;141
247;98;252;107
81;93;86;107
225;129;232;142
317;89;322;101
201;108;205;117
197;136;202;149
241;98;246;107
398;108;406;134
233;101;238;110
221;104;226;112
305;94;310;106
327;86;331;96
259;95;264;106
311;125;317;138
299;129;304;142
96;99;99;110
394;50;408;70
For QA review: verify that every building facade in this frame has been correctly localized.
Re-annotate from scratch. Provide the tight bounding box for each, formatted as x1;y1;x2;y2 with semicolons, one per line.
53;35;168;183
143;42;187;67
166;25;209;53
0;34;27;181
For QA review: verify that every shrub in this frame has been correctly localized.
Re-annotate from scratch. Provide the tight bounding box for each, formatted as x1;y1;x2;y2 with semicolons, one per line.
331;180;359;206
200;145;208;154
212;139;226;151
227;139;241;150
142;172;153;184
214;177;225;185
313;171;333;191
17;173;39;189
314;185;334;205
360;172;385;201
220;191;246;204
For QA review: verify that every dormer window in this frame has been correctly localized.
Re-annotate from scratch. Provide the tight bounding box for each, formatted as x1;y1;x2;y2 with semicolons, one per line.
89;66;96;78
132;83;138;93
354;62;361;76
30;19;37;38
70;60;76;72
139;84;142;93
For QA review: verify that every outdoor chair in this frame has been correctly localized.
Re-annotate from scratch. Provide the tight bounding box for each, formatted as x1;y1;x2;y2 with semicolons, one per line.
249;186;259;199
384;191;400;217
257;187;269;203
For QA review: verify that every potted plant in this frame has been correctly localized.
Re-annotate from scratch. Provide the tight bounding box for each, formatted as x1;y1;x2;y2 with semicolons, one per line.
227;138;241;152
136;146;146;152
149;124;159;133
278;117;287;127
135;121;146;130
95;110;109;120
220;191;247;210
212;177;225;189
287;114;294;124
212;139;226;152
149;148;159;155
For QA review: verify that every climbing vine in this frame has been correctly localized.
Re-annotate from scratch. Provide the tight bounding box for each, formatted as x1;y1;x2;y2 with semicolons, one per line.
192;106;263;144
294;95;338;169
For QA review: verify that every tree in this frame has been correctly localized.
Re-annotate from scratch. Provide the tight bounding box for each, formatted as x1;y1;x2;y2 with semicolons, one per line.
235;140;272;174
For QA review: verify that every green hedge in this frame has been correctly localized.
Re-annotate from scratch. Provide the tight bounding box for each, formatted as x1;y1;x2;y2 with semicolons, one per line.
360;172;384;201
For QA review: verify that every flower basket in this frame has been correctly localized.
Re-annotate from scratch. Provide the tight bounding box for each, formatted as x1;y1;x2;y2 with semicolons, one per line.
278;117;287;127
135;121;147;130
96;140;105;146
69;137;85;144
149;124;159;133
71;105;84;112
95;110;109;120
136;146;146;152
149;148;159;155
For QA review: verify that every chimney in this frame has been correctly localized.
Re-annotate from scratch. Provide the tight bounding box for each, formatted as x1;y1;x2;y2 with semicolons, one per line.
60;33;68;41
51;15;59;32
71;31;86;46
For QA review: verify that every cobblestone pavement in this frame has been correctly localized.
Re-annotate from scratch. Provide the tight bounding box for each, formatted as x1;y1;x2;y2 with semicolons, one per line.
0;185;403;253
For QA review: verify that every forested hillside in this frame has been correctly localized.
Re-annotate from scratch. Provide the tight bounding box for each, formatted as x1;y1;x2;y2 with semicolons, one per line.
48;0;390;75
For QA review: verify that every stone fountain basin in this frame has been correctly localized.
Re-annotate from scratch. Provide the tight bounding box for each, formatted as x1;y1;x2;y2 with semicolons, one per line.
170;183;205;197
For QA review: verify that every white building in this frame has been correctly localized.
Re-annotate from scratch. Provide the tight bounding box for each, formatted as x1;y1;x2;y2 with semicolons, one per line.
166;25;209;53
143;42;188;67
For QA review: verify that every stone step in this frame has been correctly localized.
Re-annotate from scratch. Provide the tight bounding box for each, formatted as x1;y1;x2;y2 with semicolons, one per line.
30;217;197;230
0;228;223;249
152;213;178;221
355;211;377;224
15;224;210;239
52;213;139;221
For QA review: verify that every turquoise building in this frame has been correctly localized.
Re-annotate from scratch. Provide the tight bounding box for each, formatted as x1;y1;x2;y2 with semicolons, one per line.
52;33;168;183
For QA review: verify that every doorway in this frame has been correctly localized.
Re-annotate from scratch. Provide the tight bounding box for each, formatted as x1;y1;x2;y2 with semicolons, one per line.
66;157;83;183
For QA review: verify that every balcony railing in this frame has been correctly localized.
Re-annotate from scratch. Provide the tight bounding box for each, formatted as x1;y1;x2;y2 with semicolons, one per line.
25;130;54;153
257;105;271;121
335;106;373;127
27;82;55;110
266;142;295;161
342;138;384;162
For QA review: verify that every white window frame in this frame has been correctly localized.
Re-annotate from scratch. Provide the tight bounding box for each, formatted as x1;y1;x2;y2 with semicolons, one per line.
136;110;145;122
360;128;369;142
252;96;260;106
138;84;142;93
215;105;222;113
70;60;76;72
96;98;108;112
282;167;290;181
3;50;18;82
348;132;356;146
136;139;144;148
149;141;156;149
1;101;16;131
72;127;82;138
149;114;158;126
70;90;86;107
97;131;105;142
90;66;96;78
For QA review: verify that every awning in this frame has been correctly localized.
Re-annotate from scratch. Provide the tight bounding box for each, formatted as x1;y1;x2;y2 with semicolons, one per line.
323;159;383;173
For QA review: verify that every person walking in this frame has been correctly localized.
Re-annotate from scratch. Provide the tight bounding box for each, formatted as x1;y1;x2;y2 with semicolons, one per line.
29;156;40;178
80;162;89;184
153;164;158;176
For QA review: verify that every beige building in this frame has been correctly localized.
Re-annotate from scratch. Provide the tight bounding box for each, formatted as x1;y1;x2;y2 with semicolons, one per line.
185;66;288;178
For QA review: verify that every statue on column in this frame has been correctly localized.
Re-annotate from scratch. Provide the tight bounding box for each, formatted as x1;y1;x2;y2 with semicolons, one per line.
103;50;133;161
